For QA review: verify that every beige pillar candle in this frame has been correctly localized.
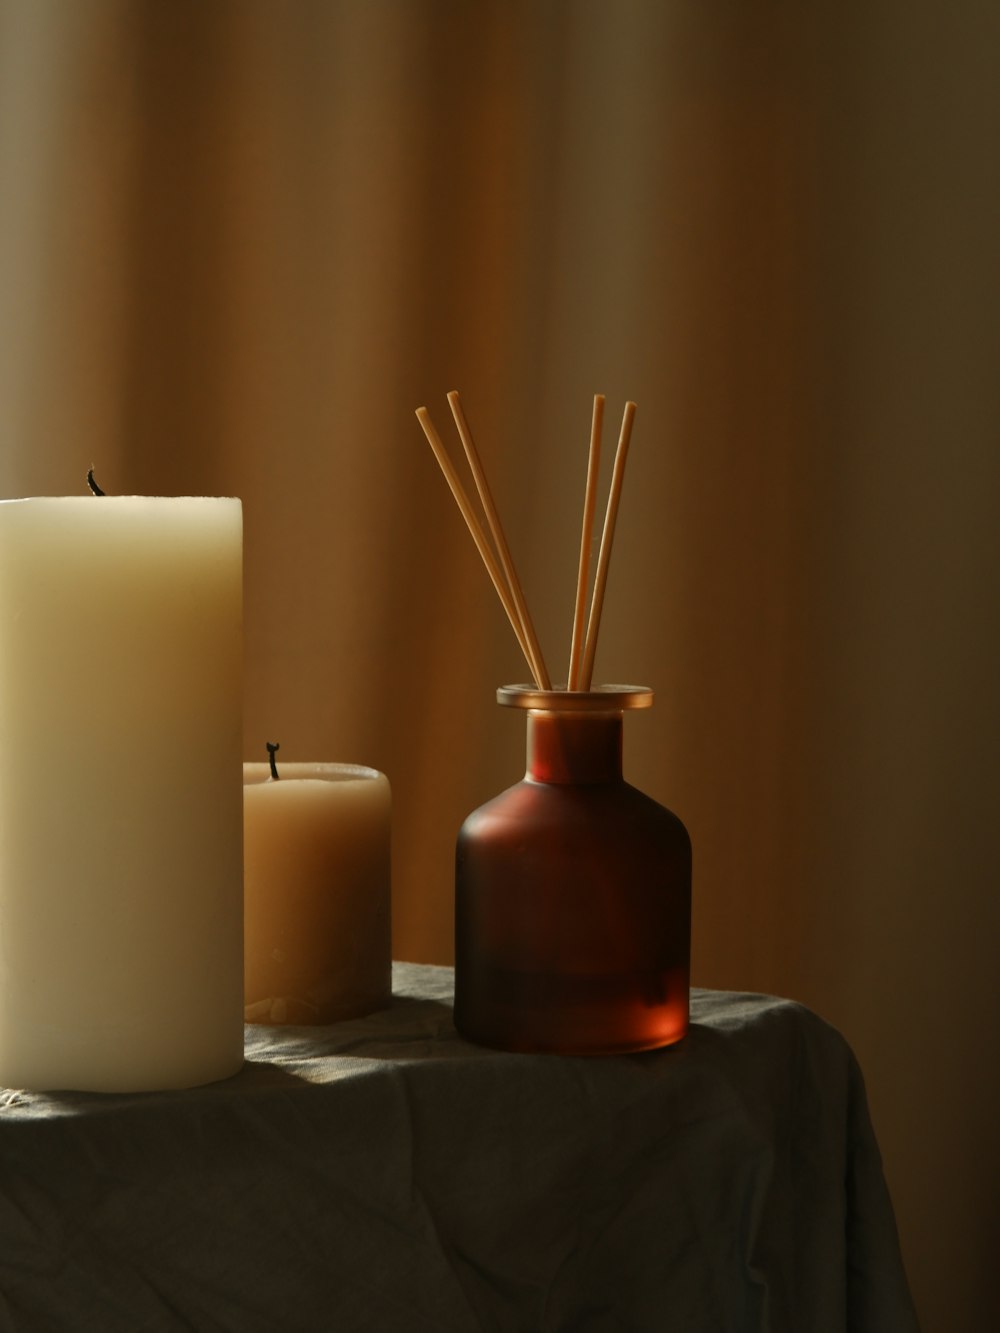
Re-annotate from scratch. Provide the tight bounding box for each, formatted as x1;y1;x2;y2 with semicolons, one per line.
0;496;244;1093
243;762;391;1024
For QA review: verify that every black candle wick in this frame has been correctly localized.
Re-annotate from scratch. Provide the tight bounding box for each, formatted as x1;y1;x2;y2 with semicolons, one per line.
266;741;280;780
86;469;106;496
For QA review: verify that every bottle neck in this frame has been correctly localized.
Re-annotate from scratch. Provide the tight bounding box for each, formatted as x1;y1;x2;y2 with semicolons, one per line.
526;710;624;784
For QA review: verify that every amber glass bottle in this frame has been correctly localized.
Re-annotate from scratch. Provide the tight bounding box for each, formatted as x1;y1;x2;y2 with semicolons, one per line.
454;685;691;1054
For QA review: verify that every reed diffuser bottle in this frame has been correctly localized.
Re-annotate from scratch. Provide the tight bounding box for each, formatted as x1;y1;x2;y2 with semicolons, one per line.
417;390;692;1054
454;686;690;1054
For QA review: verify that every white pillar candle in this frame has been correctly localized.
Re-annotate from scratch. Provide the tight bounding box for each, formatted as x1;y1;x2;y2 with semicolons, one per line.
0;496;244;1092
243;763;391;1024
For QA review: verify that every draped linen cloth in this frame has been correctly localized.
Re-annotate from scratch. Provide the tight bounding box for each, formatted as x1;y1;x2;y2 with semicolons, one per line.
0;963;917;1333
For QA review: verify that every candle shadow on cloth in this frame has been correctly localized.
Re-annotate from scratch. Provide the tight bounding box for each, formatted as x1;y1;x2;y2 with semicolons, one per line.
242;990;464;1071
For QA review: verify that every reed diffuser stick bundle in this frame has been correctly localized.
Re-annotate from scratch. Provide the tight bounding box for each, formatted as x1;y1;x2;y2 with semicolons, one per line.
416;392;636;693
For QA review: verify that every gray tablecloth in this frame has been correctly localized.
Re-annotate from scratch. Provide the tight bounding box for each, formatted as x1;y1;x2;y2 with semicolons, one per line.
0;963;918;1333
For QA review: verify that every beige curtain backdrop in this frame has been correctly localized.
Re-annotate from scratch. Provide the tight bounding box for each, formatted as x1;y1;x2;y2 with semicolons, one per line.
2;2;998;1329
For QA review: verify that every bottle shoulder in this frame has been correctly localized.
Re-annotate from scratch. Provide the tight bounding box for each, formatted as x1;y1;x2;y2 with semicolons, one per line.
459;775;690;847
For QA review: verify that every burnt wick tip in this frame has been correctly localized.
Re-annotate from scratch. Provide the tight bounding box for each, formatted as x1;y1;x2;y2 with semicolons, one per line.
266;741;280;780
86;469;106;496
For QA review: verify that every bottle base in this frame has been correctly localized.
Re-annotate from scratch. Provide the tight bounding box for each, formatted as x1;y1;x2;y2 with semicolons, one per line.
454;963;689;1056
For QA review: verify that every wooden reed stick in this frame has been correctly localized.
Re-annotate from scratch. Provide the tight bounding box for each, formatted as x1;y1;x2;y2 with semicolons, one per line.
446;391;551;691
580;400;636;690
415;406;538;680
567;394;604;690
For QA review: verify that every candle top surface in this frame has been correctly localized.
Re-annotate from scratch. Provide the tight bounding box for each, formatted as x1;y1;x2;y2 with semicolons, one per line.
0;495;240;505
243;763;385;788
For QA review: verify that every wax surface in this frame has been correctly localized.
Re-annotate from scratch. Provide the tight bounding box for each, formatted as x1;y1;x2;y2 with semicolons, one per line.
243;763;391;1024
0;497;244;1092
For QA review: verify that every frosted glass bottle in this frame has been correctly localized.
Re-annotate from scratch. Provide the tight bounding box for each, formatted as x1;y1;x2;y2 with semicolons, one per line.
455;686;691;1054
